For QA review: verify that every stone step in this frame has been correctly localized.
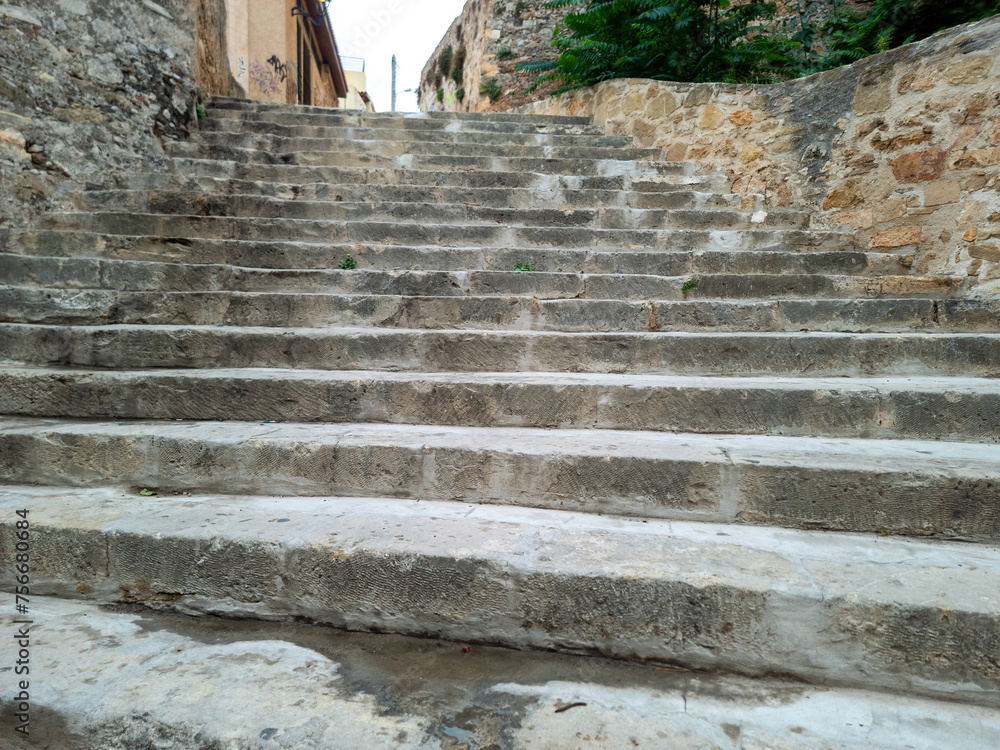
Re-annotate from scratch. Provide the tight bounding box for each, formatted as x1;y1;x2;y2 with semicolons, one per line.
4;324;996;378
206;100;599;129
114;167;732;194
188;130;660;161
200;115;635;145
3;365;995;443
47;201;814;235
3;596;998;750
78;184;760;214
6;231;870;271
3;486;1000;706
165;144;682;176
39;213;821;248
0;254;962;301
160;157;729;191
1;288;991;331
7;233;898;275
2;419;997;540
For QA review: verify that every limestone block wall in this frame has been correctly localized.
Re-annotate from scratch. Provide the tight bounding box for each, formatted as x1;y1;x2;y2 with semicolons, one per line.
515;15;1000;296
419;0;568;113
0;0;227;232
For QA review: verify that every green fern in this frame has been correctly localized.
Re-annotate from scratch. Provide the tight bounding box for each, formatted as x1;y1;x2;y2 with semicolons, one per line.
525;0;1000;92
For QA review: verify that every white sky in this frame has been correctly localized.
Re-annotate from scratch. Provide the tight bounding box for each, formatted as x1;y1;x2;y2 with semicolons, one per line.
331;0;469;112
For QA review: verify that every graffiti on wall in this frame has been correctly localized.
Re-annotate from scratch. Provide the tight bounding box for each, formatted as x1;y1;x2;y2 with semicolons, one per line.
248;60;282;95
266;54;288;82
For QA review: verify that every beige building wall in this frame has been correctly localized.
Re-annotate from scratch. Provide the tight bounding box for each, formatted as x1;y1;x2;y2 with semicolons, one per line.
224;0;250;95
340;70;373;111
224;0;343;106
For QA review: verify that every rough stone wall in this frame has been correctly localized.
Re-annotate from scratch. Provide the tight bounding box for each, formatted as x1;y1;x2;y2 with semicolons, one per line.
419;0;568;113
0;0;206;231
515;15;1000;296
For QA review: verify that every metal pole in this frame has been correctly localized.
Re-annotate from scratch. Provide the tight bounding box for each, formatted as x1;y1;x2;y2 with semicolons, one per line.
391;54;397;112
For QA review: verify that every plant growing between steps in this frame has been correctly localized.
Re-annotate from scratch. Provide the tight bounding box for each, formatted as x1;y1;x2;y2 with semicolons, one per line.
682;277;700;295
514;262;536;272
339;254;357;270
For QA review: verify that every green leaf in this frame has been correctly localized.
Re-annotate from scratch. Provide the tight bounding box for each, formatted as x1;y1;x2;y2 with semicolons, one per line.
139;489;157;496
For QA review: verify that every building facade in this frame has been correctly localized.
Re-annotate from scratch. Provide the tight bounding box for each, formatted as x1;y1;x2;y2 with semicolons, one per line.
224;0;348;107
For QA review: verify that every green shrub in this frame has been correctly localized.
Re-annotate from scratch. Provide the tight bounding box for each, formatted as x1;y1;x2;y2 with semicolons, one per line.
524;0;1000;93
496;47;514;60
436;87;445;103
438;45;453;76
479;77;503;102
339;254;357;270
456;87;466;102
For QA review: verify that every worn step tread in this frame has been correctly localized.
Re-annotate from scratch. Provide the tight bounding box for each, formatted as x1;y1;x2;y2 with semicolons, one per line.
197;117;637;144
43;205;816;233
2;365;996;442
2;287;993;332
3;324;997;377
3;596;998;750
2;417;997;539
0;256;958;300
3;485;999;704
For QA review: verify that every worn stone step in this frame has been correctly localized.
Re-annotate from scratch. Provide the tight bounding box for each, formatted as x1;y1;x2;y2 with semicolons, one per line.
114;167;731;195
78;185;759;214
39;213;824;249
206;100;598;129
3;366;996;443
0;254;964;303
200;115;635;145
165;144;684;177
2;419;998;540
4;325;996;378
47;201;813;235
1;287;992;332
5;232;871;274
188;130;660;161
4;485;1000;705
159;157;728;191
3;595;998;750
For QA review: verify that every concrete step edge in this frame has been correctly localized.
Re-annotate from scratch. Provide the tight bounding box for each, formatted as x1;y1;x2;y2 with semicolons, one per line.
1;364;996;443
3;484;999;704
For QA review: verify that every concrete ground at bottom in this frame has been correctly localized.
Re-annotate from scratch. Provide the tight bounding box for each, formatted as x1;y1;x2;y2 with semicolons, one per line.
1;597;998;749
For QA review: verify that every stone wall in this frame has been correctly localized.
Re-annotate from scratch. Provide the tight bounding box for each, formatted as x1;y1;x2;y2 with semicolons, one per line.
0;0;219;232
515;15;1000;296
419;0;568;113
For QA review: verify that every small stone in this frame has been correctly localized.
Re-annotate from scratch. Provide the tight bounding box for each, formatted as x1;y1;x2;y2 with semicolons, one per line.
924;180;961;207
729;110;753;127
741;145;763;164
962;227;979;242
968;259;982;276
942;56;991;85
968;244;1000;263
870;226;925;249
823;182;863;211
700;104;725;130
891;149;947;183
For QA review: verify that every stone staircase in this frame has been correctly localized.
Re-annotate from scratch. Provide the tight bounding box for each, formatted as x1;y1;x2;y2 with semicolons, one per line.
2;97;999;743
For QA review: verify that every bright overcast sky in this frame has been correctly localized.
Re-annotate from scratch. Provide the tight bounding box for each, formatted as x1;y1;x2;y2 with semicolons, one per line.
332;0;469;113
